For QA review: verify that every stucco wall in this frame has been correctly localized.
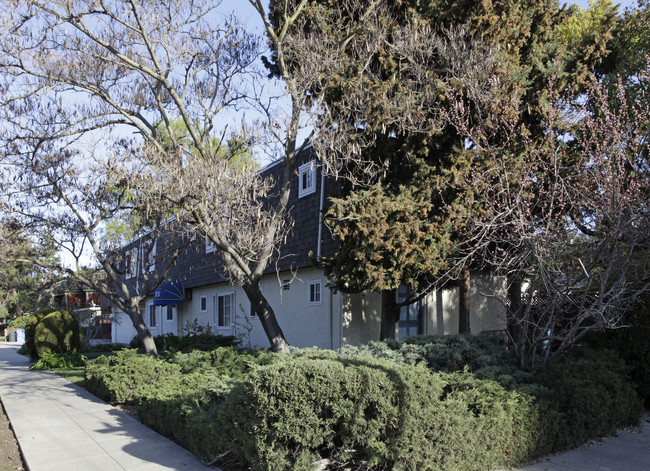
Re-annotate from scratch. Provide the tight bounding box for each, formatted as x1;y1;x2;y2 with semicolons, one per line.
112;270;507;348
112;267;342;350
422;272;507;336
341;291;382;346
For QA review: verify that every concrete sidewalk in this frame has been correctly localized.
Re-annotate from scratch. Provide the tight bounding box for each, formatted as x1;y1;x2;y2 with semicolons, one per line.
0;343;209;470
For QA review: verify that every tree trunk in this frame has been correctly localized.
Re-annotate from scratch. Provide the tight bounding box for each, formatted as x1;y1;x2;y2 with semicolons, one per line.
507;277;522;343
380;288;399;340
244;283;291;354
459;267;471;334
127;306;158;356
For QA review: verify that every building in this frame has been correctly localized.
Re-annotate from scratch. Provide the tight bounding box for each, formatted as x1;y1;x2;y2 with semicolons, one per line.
111;150;506;348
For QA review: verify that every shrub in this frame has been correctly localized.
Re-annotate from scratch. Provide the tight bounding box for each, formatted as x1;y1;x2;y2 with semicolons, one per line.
129;332;239;354
535;348;643;450
7;315;36;329
170;347;281;376
174;333;239;352
339;334;532;388
218;354;527;471
33;310;81;358
585;294;650;407
84;343;125;354
85;349;181;403
29;352;87;370
79;338;642;470
136;372;237;458
23;310;54;359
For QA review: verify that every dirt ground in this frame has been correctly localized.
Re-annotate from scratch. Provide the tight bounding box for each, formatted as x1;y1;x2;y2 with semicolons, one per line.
0;402;24;471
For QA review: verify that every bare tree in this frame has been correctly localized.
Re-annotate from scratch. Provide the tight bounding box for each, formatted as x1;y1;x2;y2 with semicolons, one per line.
446;70;650;369
1;138;187;355
0;0;304;352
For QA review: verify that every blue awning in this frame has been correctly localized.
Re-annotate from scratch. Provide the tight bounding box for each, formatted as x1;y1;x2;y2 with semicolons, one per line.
153;279;184;306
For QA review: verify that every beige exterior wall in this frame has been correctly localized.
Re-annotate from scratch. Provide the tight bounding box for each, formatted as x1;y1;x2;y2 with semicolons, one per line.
421;272;507;337
340;291;382;346
112;267;343;349
112;270;507;348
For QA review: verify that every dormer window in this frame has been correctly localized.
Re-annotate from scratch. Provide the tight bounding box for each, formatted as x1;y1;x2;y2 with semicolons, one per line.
298;160;316;198
126;249;138;279
206;235;217;253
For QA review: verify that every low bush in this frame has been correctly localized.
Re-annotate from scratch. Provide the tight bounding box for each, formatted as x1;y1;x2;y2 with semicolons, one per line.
81;339;642;471
129;333;239;354
84;343;125;354
29;352;87;370
585;294;650;407
535;348;642;450
216;354;526;471
136;372;237;458
339;334;533;388
170;347;281;376
85;349;181;403
33;310;81;358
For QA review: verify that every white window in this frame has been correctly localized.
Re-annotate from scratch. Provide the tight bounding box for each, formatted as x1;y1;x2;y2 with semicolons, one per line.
126;249;138;279
309;280;322;305
147;239;157;272
215;292;233;327
298;160;316;198
200;296;208;312
149;304;157;327
165;305;174;322
206;235;217;253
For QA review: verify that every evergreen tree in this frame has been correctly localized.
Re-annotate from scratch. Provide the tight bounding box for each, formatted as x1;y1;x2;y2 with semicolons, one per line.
295;0;618;337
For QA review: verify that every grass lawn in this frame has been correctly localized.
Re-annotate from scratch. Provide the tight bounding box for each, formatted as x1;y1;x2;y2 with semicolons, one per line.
53;352;114;388
54;366;85;387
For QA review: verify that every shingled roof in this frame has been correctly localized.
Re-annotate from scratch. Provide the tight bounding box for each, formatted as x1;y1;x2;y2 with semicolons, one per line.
116;147;339;294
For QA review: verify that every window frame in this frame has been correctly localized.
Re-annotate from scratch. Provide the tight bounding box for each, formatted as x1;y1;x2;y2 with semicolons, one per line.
165;305;174;322
214;292;234;327
298;160;316;198
308;280;322;306
200;295;208;312
149;304;157;328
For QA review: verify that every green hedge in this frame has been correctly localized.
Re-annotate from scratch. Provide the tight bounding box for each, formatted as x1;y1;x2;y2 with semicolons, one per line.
129;332;239;354
85;349;182;403
219;355;525;471
84;343;642;470
585;294;650;407
340;334;534;388
535;349;642;450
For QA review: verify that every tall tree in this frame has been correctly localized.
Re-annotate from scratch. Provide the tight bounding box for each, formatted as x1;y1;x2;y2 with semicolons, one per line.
289;0;618;338
1;137;187;355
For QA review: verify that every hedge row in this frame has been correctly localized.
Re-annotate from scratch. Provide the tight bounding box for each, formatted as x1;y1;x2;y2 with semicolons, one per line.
85;344;642;471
